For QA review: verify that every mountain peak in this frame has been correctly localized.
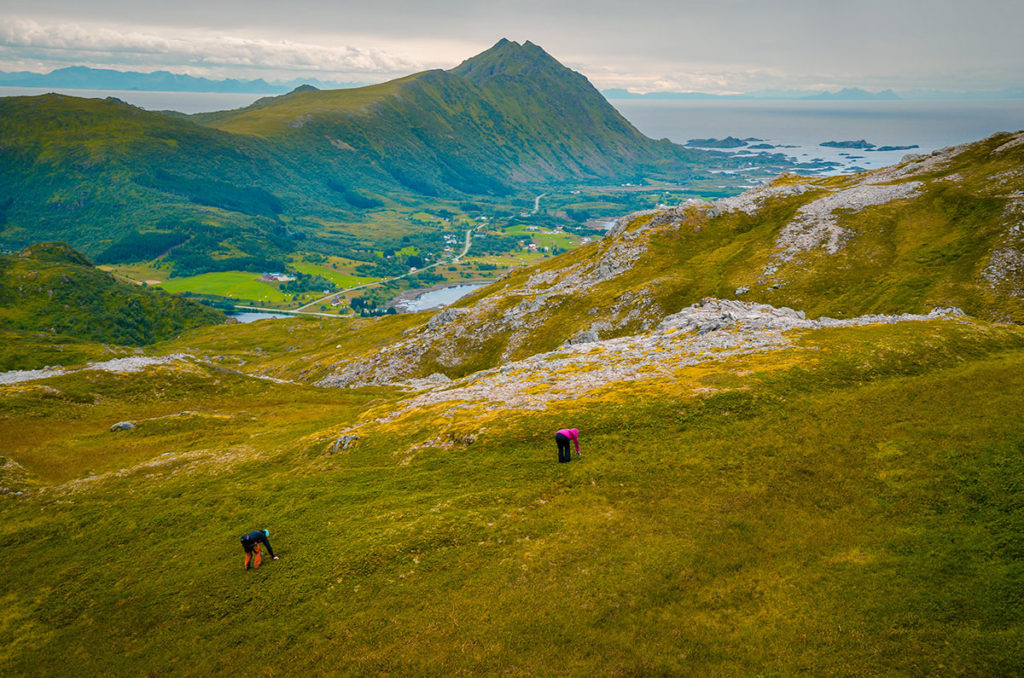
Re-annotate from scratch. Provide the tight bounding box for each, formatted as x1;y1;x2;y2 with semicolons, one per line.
450;39;563;82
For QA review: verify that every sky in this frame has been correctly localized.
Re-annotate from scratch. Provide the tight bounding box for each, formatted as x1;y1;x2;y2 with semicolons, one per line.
2;1;1023;94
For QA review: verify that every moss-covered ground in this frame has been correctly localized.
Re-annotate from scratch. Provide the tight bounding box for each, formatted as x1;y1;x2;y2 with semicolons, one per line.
2;318;1023;675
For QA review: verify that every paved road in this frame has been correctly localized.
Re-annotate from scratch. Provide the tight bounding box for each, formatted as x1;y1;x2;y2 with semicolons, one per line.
532;193;547;215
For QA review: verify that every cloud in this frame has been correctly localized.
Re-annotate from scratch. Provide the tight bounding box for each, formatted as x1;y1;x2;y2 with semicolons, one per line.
0;17;419;77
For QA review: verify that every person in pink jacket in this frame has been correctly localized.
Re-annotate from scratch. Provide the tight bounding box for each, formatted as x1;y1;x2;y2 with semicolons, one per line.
555;428;580;463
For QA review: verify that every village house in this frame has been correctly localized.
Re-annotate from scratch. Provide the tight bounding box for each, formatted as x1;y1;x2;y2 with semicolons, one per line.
260;272;296;282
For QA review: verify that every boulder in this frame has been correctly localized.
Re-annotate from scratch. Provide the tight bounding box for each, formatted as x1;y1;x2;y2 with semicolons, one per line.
110;421;135;432
566;330;600;345
427;307;469;330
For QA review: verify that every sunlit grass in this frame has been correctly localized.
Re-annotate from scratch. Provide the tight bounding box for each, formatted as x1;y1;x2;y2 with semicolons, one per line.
2;320;1023;674
156;271;288;302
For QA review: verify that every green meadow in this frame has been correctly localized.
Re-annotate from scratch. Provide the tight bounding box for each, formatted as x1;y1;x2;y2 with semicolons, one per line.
290;262;380;290
157;271;290;303
2;319;1023;675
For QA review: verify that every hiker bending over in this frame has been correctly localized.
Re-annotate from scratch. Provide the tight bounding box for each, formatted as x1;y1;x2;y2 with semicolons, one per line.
241;528;278;569
555;428;580;463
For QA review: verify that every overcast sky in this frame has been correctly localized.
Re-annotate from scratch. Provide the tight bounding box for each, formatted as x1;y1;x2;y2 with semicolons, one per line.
2;1;1022;93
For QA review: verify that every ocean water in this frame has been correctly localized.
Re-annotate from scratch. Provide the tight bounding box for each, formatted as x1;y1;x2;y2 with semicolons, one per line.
611;99;1024;174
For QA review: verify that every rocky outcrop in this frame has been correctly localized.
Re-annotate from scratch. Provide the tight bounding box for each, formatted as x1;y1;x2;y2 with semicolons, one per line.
426;307;469;330
354;299;971;424
329;435;361;453
982;247;1024;297
0;353;194;386
715;178;817;215
659;298;964;334
770;180;922;263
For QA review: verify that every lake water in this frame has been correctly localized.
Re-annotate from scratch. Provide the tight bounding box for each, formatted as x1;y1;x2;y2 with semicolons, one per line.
395;284;487;313
612;99;1024;174
230;311;294;323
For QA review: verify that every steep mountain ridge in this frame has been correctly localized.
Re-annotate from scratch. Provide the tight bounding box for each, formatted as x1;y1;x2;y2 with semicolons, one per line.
199;39;701;192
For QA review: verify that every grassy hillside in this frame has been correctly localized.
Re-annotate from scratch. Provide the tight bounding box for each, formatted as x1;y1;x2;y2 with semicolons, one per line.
0;94;312;267
302;130;1024;387
1;317;1023;674
0;242;224;368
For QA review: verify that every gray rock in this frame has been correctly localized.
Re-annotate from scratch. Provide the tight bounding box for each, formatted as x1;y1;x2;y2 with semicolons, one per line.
929;306;966;317
566;330;600;345
330;435;361;453
427;307;469;330
735;286;750;295
110;421;135;432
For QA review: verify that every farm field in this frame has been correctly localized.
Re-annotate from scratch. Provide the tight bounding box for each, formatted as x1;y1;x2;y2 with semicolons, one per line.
156;271;289;303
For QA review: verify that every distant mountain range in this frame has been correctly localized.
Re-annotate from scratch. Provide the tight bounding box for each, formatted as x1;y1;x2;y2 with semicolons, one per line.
3;66;1020;102
0;66;363;94
603;86;1024;101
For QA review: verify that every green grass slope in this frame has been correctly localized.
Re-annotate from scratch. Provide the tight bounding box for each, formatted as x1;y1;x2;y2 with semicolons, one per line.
0;242;224;367
0;94;314;265
1;318;1023;674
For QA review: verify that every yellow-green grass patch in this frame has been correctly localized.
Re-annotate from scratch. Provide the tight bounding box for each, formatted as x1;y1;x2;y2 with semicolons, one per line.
157;271;289;302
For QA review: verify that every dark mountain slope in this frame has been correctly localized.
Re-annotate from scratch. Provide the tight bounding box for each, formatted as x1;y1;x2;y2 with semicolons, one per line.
0;242;224;349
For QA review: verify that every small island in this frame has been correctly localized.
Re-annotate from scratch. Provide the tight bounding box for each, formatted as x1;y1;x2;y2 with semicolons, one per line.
685;136;749;148
869;144;921;152
821;139;876;149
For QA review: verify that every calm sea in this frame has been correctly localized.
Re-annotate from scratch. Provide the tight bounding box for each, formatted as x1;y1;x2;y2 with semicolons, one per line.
611;99;1024;173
